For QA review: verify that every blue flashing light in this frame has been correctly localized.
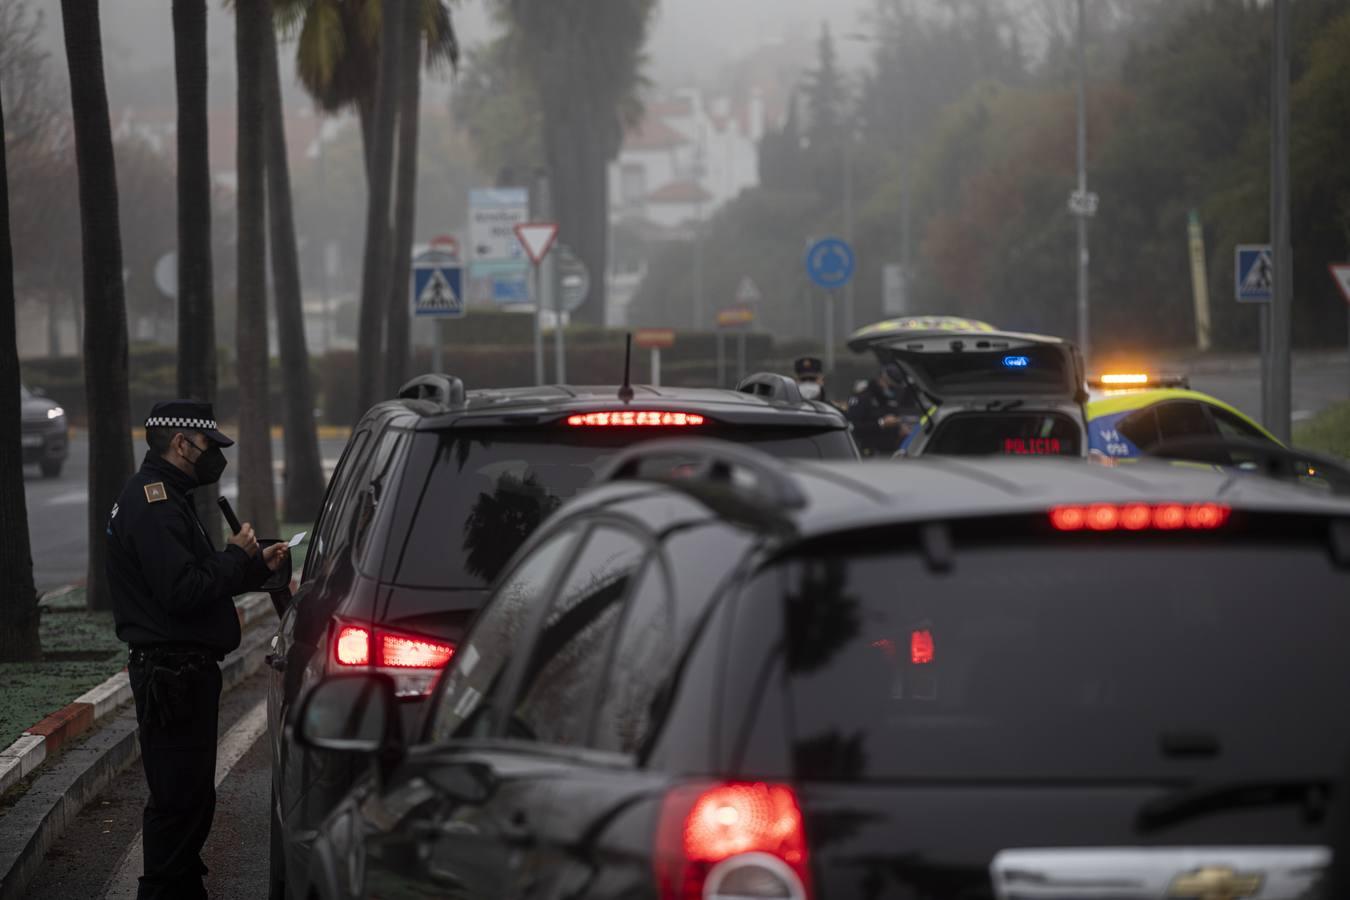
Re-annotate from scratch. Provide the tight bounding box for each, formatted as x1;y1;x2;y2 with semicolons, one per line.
1002;355;1030;369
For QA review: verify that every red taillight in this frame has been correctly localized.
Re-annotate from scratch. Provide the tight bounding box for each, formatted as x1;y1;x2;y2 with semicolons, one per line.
910;629;935;665
380;632;455;669
566;411;706;427
1050;503;1231;532
332;621;454;670
656;782;812;900
334;625;371;666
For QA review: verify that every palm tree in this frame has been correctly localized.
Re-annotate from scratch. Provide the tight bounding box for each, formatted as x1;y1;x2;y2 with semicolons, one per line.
497;0;656;327
0;91;42;662
354;0;404;415
275;0;458;178
236;0;280;538
260;7;325;523
58;0;135;612
383;2;424;392
172;0;225;541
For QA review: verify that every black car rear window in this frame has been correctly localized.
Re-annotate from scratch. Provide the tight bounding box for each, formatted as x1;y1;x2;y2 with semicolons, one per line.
926;412;1080;456
763;536;1350;781
383;426;852;589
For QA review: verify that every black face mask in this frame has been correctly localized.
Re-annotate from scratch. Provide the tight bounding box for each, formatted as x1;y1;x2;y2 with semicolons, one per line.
188;443;228;486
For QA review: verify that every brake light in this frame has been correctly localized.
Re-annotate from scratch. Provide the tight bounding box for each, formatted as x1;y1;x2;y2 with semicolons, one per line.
334;625;371;666
380;632;455;669
911;630;935;665
1050;502;1230;532
566;411;705;427
656;782;812;900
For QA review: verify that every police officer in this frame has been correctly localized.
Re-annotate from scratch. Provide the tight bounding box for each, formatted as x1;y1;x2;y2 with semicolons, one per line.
793;356;828;403
846;363;918;457
107;400;288;899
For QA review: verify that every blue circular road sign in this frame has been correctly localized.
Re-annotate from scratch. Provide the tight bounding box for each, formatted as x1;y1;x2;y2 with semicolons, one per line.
805;237;856;289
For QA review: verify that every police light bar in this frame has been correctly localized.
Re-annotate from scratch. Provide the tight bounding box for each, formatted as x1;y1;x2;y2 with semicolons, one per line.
1089;373;1191;390
1098;373;1149;385
566;411;706;427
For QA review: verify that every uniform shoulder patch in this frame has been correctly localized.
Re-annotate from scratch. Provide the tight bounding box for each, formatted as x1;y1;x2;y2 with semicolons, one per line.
144;482;168;503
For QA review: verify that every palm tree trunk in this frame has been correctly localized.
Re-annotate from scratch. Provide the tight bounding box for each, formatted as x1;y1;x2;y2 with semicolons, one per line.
261;9;325;524
355;0;406;418
235;0;279;538
0;92;42;662
384;6;423;394
172;0;224;543
357;93;375;182
59;0;135;612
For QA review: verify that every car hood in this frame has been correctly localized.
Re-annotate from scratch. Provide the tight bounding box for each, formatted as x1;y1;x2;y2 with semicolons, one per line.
21;396;60;422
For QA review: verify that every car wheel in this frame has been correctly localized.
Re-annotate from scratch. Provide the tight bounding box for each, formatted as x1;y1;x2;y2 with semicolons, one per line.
270;790;287;900
40;459;62;478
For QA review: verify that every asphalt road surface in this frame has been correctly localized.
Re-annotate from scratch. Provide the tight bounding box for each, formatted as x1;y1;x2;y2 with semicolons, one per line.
22;434;349;592
21;670;273;900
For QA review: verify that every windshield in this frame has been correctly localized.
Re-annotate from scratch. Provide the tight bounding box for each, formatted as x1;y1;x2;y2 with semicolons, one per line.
767;537;1350;781
926;412;1081;456
384;426;853;589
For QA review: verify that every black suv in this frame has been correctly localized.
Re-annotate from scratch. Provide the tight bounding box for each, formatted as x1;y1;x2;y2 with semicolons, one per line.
267;373;856;896
20;383;69;478
294;442;1350;900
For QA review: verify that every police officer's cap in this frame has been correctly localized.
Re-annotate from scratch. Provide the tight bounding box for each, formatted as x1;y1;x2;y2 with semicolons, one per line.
794;356;824;377
144;400;234;447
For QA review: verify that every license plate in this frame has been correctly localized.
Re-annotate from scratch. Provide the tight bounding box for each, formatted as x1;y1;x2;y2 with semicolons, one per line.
22;435;43;448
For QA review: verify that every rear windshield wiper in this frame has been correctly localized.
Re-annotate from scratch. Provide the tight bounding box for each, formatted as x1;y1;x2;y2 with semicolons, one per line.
1136;779;1331;832
984;398;1025;412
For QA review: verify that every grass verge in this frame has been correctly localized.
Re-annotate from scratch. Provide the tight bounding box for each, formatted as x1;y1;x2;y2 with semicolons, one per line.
1294;401;1350;460
0;587;123;750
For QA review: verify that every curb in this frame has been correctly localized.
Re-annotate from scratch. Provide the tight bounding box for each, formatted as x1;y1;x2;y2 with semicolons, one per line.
0;593;272;799
0;593;275;900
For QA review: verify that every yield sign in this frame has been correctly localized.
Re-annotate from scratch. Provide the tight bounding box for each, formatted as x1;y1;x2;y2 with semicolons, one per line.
1330;263;1350;306
513;222;560;265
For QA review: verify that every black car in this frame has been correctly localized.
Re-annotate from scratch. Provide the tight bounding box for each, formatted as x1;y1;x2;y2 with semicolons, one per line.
295;441;1350;900
267;373;857;897
20;383;69;478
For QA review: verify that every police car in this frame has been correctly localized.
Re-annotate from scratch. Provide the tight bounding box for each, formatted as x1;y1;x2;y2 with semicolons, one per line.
848;322;1090;458
1085;372;1282;464
292;440;1350;900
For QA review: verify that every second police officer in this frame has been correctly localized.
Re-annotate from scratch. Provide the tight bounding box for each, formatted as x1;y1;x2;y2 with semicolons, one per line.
106;400;288;900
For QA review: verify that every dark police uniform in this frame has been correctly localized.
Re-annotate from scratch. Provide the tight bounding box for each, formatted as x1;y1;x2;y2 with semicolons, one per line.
845;367;918;458
107;402;269;900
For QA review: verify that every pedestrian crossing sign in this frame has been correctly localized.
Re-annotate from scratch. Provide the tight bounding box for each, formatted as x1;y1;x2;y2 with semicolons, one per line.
412;250;464;318
1235;244;1273;304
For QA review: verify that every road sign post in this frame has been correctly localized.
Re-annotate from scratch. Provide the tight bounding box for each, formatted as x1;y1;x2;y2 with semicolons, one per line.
716;333;725;387
411;239;464;374
806;238;855;373
515;220;560;386
635;329;675;387
1187;211;1211;352
1269;0;1293;442
1330;264;1350;395
1236;244;1274;424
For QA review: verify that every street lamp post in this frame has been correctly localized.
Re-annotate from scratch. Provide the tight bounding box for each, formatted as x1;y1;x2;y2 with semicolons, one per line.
1268;0;1293;442
1074;0;1091;366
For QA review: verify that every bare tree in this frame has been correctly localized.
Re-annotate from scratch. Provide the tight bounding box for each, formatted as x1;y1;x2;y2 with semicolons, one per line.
261;7;325;523
0;88;42;662
59;0;135;612
235;0;279;537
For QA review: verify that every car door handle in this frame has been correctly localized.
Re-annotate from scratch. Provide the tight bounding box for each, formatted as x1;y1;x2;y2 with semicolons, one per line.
265;653;287;672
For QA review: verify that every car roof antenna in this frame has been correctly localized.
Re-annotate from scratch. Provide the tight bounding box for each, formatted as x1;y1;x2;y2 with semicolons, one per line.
617;332;635;404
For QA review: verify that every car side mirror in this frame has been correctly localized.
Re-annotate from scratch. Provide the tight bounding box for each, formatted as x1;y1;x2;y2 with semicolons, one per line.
293;673;403;756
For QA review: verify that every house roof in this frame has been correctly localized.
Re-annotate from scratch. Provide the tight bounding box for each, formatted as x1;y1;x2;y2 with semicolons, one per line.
623;114;689;152
646;179;714;204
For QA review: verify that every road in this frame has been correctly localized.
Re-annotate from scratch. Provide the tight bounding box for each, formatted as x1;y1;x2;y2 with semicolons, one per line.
22;434;350;592
21;670;273;900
